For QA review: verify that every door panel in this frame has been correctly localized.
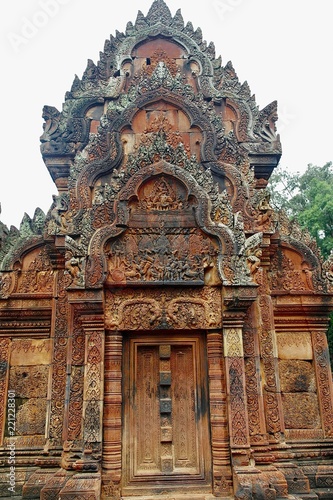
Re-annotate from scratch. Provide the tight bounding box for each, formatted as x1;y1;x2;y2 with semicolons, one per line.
136;346;160;473
171;344;198;472
122;334;211;495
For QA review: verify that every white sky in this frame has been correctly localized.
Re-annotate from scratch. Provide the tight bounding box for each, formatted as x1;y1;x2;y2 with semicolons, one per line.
1;0;332;228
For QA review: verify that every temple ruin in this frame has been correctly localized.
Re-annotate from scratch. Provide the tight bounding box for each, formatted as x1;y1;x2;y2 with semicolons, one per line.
1;1;333;498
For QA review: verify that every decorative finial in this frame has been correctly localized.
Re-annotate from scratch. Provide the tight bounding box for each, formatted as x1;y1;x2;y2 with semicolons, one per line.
146;0;172;25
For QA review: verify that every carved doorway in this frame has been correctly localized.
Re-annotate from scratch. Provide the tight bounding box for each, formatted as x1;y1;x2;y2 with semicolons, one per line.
122;332;212;497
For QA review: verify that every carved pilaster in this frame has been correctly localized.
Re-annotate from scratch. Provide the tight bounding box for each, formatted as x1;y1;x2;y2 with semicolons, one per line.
223;324;250;454
61;292;104;471
256;266;284;441
223;285;257;465
102;331;122;500
65;303;85;446
312;330;333;437
243;302;267;445
207;331;232;497
49;271;70;448
82;313;105;457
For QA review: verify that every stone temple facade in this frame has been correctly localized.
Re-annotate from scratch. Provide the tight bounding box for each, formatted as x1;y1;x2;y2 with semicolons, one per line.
1;1;333;498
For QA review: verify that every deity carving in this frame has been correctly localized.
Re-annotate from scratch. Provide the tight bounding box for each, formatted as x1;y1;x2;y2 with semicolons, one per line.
47;194;72;235
138;176;183;211
65;250;85;287
106;228;218;285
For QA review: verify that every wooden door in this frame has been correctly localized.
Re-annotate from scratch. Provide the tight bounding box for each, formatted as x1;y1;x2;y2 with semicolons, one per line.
122;333;211;496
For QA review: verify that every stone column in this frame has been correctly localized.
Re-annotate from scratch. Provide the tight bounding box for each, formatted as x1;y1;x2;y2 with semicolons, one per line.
312;328;333;437
101;331;123;500
223;285;257;466
243;301;268;445
81;311;105;464
256;251;285;443
223;315;251;466
61;290;104;472
207;330;232;496
49;270;70;450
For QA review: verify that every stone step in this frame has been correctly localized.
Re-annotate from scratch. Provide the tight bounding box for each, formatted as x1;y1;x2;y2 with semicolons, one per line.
121;495;233;500
315;488;333;499
290;493;319;499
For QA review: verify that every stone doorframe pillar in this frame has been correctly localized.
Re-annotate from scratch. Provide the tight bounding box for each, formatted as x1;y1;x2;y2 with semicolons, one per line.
61;290;104;472
102;330;123;499
222;285;257;468
101;328;235;499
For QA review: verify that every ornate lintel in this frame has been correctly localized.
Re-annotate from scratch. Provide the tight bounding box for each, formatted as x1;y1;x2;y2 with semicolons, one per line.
0;308;52;337
67;289;104;305
272;293;333;332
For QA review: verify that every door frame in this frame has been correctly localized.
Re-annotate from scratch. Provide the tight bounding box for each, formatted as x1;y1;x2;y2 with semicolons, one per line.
122;332;211;496
102;329;231;497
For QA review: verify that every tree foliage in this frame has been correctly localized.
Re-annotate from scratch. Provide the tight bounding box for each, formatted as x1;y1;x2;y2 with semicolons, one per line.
268;162;333;368
268;161;333;259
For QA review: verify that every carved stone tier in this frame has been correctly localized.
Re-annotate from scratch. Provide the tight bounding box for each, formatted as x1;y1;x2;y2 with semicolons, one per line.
1;0;333;498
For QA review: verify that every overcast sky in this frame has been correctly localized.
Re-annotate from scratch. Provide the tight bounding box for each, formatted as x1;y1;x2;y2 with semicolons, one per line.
1;0;332;228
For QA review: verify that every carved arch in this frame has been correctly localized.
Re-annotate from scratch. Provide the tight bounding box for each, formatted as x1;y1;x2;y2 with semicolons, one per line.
75;90;222;208
0;236;45;271
225;97;254;142
86;160;237;288
270;236;325;293
116;30;215;78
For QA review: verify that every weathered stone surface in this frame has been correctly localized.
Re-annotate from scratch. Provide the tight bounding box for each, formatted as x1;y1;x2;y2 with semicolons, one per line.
16;398;48;435
0;1;333;499
279;360;316;392
59;473;101;499
9;365;49;398
282;393;321;429
277;332;313;360
10;339;51;366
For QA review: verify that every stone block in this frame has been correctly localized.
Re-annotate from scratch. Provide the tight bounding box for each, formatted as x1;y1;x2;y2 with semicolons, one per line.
22;469;56;499
40;469;69;500
279;360;316;392
277;464;310;494
282;393;321;429
277;333;313;360
9;365;49;398
0;468;27;498
316;466;333;488
59;473;101;499
316;489;333;498
10;339;51;366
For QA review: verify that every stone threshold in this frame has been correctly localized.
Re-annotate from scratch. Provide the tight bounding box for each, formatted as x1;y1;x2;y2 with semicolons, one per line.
121;495;233;500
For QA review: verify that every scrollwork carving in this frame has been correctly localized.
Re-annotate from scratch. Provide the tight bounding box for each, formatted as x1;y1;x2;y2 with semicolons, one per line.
105;287;222;331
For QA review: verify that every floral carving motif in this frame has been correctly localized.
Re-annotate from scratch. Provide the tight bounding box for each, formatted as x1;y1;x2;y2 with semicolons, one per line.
228;357;249;446
105;287;222;330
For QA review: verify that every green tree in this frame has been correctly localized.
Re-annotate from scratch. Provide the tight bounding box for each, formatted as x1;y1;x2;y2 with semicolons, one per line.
268;161;333;259
268;162;333;368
